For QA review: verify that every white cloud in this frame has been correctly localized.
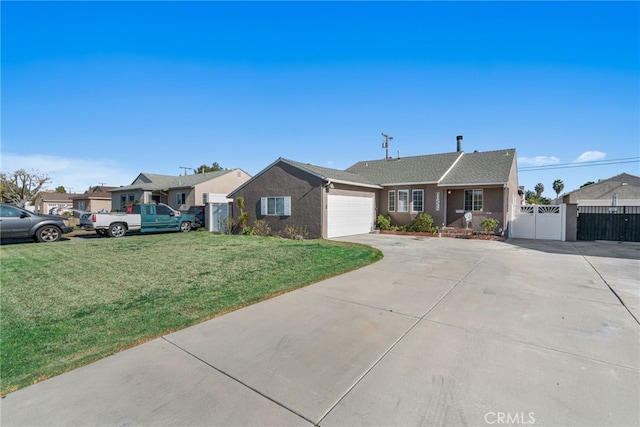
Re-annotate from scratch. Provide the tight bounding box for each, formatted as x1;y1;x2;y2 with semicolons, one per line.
517;156;560;166
1;153;138;193
573;151;606;163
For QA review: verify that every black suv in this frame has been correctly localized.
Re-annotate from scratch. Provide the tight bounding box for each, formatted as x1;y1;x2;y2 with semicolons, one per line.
185;205;205;229
0;203;73;242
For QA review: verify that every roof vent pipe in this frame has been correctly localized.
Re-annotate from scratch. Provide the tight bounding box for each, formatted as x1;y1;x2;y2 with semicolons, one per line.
456;135;463;152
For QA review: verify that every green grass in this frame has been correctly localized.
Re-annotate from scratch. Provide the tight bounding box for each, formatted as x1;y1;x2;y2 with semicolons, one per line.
0;232;382;394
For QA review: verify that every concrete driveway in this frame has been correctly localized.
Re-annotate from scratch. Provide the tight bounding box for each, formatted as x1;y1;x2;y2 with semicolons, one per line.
2;235;639;426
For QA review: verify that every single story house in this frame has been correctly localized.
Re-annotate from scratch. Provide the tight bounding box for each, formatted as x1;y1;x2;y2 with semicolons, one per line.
33;192;78;215
228;140;520;239
70;186;117;213
560;173;640;206
110;169;252;212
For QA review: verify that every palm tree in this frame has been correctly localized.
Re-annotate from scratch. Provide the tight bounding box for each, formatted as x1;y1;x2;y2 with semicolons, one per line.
552;179;564;199
534;183;544;197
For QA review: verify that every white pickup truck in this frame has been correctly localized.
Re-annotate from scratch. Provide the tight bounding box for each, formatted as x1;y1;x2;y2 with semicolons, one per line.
80;203;196;237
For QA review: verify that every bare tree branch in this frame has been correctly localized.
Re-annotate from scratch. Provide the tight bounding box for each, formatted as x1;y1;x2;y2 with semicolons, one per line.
0;169;51;207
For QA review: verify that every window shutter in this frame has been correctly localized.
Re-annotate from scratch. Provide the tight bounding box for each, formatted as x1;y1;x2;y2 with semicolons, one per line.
284;196;291;216
261;197;267;215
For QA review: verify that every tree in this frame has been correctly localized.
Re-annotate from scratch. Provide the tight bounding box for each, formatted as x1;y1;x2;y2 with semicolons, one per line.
552;179;564;198
525;190;551;205
195;162;223;174
55;185;67;193
0;169;51;207
534;183;544;197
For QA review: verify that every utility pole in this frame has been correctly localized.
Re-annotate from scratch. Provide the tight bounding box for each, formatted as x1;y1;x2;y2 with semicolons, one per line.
381;132;393;160
179;166;193;176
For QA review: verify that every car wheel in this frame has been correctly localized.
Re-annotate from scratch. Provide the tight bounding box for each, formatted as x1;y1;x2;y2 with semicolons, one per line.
35;225;62;242
180;221;192;232
108;223;127;238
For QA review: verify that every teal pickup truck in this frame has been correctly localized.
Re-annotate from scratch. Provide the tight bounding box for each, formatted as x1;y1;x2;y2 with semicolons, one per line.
80;203;196;237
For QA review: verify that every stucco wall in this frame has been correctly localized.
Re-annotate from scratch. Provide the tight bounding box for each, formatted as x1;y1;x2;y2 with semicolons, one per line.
231;162;324;238
379;184;443;227
445;186;506;232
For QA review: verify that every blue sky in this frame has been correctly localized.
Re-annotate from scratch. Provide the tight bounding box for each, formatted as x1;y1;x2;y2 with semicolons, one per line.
2;1;639;198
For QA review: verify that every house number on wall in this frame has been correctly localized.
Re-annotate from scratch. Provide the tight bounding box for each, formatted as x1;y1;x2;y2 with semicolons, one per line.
435;192;440;211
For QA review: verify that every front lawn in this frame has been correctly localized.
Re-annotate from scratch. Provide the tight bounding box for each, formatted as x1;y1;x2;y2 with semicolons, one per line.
0;232;382;395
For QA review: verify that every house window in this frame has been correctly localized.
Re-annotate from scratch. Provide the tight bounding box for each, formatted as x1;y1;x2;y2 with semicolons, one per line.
464;189;483;211
120;195;127;207
397;190;409;212
176;193;186;205
261;196;291;216
388;191;396;212
412;190;424;212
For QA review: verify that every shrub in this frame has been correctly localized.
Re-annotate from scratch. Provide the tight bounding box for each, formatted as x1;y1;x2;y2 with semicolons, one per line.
481;218;499;234
252;219;271;236
376;214;392;230
408;213;437;233
224;217;236;234
238;212;249;232
283;225;308;240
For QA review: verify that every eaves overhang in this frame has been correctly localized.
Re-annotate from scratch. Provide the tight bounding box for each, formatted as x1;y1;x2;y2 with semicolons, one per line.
380;181;439;187
437;182;508;188
328;178;383;189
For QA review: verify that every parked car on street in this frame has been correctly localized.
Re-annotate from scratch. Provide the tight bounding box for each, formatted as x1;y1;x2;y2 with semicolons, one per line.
0;203;73;242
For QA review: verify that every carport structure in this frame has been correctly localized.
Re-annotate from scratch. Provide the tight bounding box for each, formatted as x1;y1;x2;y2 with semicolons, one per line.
3;236;638;426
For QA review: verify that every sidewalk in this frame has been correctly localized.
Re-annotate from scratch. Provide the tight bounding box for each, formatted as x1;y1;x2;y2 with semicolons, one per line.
2;236;639;426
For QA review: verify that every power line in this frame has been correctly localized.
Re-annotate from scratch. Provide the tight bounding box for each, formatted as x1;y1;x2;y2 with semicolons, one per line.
519;157;640;172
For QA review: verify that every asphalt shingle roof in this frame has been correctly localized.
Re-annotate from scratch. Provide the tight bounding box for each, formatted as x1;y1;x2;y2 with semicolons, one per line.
438;149;516;185
346;152;463;185
283;159;382;187
111;170;238;192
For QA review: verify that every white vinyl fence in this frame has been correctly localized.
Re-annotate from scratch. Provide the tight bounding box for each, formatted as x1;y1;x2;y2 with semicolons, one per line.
510;204;566;241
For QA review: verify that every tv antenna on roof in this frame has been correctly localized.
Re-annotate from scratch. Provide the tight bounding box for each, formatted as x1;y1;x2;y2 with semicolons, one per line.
381;132;393;160
179;166;193;176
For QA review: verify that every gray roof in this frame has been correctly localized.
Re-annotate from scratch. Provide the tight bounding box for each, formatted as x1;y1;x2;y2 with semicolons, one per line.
230;148;517;196
283;159;382;188
346;152;462;185
562;173;640;200
111;170;239;192
439;149;516;186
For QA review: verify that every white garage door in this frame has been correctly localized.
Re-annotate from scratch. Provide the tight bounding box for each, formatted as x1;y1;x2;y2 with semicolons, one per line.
327;195;374;238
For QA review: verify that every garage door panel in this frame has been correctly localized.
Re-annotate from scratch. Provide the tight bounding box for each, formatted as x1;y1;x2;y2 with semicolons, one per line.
328;195;374;238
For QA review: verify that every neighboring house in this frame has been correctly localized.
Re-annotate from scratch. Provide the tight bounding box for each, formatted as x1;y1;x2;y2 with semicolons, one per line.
228;141;519;239
561;173;640;206
70;186;117;213
110;169;252;212
33;192;78;215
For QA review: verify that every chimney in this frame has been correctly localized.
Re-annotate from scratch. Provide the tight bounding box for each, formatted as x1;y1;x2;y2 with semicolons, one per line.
456;135;463;152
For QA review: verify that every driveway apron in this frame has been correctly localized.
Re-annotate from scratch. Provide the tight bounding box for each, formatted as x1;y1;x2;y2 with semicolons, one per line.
2;235;639;426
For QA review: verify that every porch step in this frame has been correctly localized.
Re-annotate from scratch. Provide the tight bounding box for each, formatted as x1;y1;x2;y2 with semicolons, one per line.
440;227;473;239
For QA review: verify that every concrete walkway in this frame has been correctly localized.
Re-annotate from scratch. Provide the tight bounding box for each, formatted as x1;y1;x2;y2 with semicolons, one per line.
2;236;639;426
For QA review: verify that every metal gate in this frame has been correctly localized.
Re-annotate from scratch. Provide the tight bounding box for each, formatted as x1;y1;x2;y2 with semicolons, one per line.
577;205;640;242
